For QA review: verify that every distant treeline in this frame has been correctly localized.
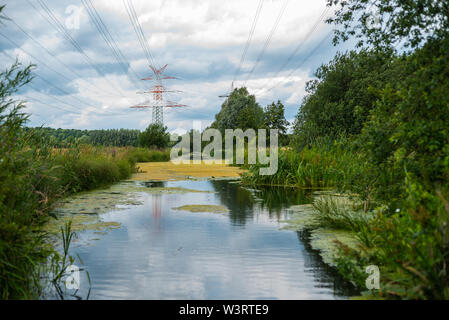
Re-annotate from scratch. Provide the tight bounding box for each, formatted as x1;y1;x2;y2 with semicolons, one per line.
25;127;140;147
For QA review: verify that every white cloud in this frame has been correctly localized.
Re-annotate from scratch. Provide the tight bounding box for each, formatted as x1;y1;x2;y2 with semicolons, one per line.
1;0;345;130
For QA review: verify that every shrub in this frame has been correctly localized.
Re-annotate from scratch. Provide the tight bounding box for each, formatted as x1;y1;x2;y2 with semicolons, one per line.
128;147;170;163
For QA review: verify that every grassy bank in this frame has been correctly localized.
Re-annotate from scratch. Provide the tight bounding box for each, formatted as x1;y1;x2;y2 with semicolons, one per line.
0;57;169;301
0;141;170;299
244;143;449;299
241;140;360;189
242;33;449;299
0;58;168;298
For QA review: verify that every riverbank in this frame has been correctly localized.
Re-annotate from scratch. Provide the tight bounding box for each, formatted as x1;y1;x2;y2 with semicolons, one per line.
242;145;449;300
0;142;169;299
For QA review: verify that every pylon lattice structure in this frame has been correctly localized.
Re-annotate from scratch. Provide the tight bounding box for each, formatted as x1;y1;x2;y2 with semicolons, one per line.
130;64;187;125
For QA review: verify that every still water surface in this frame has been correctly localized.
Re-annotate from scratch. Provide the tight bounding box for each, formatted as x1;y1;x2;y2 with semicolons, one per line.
70;179;356;299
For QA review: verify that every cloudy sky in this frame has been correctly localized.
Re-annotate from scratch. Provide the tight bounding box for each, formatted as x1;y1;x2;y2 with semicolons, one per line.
0;0;352;132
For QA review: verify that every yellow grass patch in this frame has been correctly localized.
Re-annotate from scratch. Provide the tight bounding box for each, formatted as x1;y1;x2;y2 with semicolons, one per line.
131;161;245;181
172;204;228;214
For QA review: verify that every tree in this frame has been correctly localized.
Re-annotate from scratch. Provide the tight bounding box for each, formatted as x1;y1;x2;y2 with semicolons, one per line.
138;123;170;149
264;100;289;145
357;36;449;201
292;49;400;148
327;0;449;50
211;87;264;132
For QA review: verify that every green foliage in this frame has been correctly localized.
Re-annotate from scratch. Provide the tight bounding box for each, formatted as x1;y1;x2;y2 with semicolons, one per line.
138;123;170;149
212;87;264;132
334;179;449;299
357;36;449;204
0;58;45;299
327;0;449;49
292;49;401;148
245;2;449;299
242;139;359;189
127;147;170;163
312;196;375;232
0;57;140;297
263;100;289;146
26;127;140;147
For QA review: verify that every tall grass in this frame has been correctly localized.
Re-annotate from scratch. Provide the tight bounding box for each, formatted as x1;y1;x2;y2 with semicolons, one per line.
0;141;170;298
312;195;375;233
0;138;138;299
242;140;360;189
332;183;449;299
0;138;170;299
127;147;170;163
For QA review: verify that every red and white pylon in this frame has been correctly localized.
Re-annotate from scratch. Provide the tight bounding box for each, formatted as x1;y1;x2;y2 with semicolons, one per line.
130;64;187;125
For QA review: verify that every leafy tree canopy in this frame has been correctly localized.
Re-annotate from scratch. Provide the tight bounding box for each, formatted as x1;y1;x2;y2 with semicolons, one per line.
211;87;264;132
138;123;170;149
293;48;402;147
264;100;289;134
327;0;449;50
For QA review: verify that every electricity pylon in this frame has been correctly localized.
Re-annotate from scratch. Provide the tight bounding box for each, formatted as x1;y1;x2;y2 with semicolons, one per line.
130;64;187;125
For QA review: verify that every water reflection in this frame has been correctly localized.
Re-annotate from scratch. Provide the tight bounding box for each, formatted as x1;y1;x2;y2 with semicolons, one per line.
151;194;162;231
142;181;166;188
209;180;255;226
296;230;359;297
66;179;358;299
209;180;312;226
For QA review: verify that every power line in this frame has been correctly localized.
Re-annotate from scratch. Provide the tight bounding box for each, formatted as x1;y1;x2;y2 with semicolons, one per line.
122;0;158;71
28;0;128;98
81;0;146;90
26;83;130;117
0;37;126;116
0;30;79;88
233;0;264;85
243;0;289;85
256;1;379;97
24;93;85;115
129;0;158;69
252;5;331;96
259;30;334;97
23;93;133;119
264;6;331;86
2;14;124;98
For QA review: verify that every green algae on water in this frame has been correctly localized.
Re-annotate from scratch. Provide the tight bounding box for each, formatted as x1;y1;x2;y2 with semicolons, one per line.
141;187;215;194
51;182;214;216
309;228;359;266
172;204;229;214
281;204;320;231
281;197;361;267
44;213;121;235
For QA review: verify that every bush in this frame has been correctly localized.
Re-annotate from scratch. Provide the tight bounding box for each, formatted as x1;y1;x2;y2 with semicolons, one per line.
334;178;449;299
128;147;170;163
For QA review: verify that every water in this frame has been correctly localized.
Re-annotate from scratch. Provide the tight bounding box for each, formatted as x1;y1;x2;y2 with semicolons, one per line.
68;180;357;299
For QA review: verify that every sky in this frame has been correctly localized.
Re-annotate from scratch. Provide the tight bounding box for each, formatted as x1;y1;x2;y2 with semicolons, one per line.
0;0;352;133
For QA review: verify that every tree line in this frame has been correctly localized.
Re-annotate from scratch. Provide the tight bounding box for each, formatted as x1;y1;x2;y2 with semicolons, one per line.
25;127;140;147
